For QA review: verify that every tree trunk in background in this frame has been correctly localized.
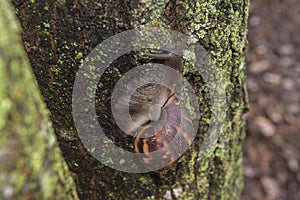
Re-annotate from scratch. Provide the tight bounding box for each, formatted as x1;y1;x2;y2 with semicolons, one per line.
0;1;78;199
12;0;249;199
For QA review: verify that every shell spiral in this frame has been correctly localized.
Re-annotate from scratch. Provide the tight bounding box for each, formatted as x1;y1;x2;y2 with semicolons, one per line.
134;94;193;168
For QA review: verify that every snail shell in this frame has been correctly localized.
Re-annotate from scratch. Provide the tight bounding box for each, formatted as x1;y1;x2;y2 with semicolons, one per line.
134;94;193;169
132;50;194;169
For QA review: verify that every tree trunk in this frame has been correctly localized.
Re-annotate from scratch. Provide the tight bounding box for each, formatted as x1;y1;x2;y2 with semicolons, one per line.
12;0;249;199
0;1;78;199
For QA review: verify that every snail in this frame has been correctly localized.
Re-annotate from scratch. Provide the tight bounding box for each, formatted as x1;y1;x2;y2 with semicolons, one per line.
133;50;194;170
111;49;195;170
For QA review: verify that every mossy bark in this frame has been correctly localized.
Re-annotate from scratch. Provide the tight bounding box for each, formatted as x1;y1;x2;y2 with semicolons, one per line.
0;1;78;199
12;0;249;199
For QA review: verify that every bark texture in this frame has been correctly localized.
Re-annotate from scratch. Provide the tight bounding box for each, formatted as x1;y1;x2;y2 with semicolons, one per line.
0;1;78;199
12;0;249;199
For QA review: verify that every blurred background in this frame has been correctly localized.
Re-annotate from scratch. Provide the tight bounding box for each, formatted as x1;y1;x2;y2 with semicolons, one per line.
241;0;300;199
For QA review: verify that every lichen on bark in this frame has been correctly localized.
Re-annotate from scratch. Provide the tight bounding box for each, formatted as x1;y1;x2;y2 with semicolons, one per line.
0;0;78;199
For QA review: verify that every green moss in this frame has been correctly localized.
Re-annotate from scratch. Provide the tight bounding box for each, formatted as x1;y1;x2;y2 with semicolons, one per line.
0;0;79;199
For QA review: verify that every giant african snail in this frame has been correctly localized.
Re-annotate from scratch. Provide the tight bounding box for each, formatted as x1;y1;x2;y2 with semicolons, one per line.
112;50;194;170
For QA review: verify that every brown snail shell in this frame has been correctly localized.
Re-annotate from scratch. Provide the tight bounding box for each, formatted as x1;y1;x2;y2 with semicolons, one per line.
134;94;193;169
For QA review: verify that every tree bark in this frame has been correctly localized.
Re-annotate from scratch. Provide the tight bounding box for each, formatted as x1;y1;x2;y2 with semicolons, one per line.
12;0;249;199
0;1;78;199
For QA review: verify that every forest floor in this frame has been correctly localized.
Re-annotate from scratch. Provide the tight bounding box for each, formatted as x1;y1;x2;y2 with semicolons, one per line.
241;0;300;199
